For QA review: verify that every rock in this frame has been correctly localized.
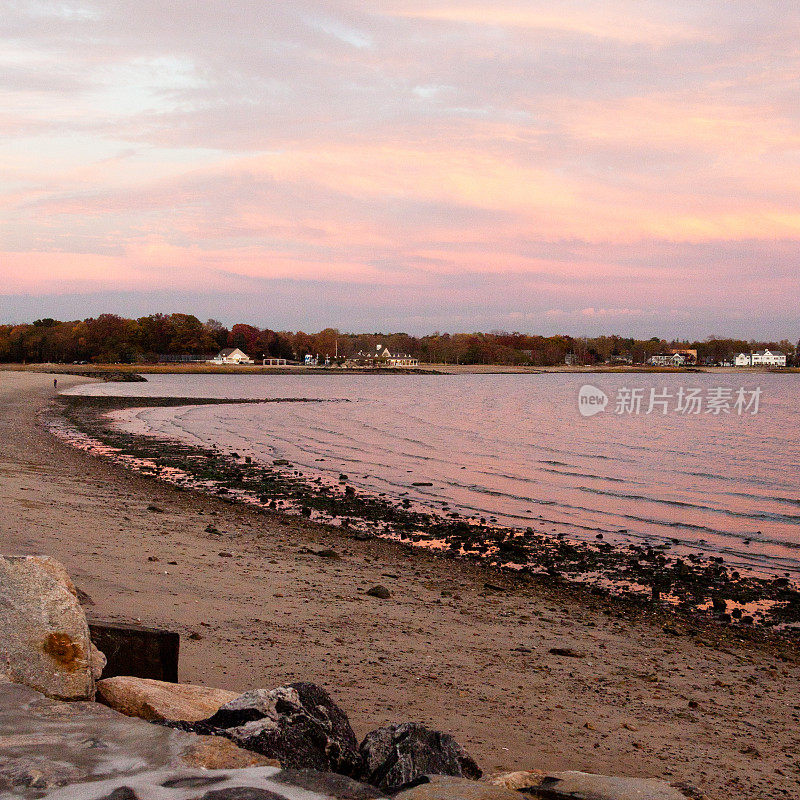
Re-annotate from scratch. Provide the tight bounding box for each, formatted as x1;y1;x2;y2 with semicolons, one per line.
0;554;105;700
487;770;689;800
486;770;546;791
182;683;362;777
0;682;384;799
359;722;481;793
548;647;587;658
181;736;281;769
365;585;392;599
96;676;240;722
395;776;520;800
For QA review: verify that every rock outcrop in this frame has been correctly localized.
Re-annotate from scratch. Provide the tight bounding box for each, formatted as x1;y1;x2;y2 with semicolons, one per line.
0;555;105;700
172;683;363;778
96;676;239;722
359;722;481;793
0;682;382;799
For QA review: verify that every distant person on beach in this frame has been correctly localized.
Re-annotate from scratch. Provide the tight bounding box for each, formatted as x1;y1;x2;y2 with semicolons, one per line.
53;378;57;390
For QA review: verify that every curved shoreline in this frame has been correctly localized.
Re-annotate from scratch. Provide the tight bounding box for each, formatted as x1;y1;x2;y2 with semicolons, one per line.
1;371;799;799
53;392;800;631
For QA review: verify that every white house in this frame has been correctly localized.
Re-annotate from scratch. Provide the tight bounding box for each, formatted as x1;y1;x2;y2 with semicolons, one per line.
355;344;419;367
735;350;786;367
751;349;786;367
208;348;254;365
648;353;686;367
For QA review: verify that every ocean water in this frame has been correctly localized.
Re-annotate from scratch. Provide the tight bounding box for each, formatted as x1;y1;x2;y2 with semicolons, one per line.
65;373;800;578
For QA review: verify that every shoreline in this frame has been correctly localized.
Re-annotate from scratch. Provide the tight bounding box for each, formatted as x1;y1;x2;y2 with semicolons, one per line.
3;361;798;377
1;371;799;799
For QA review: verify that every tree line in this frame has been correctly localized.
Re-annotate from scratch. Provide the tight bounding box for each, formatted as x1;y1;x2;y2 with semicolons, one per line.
0;313;797;366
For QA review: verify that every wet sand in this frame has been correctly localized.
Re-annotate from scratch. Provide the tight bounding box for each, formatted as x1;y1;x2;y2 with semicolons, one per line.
1;371;798;800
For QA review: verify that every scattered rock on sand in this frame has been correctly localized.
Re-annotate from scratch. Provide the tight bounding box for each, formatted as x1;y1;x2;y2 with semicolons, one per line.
176;683;363;778
548;647;587;658
365;585;392;599
488;770;690;799
96;676;240;722
0;554;105;700
359;722;481;793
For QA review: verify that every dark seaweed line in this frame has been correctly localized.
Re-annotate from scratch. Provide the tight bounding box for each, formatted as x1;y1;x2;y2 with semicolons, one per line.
51;396;800;633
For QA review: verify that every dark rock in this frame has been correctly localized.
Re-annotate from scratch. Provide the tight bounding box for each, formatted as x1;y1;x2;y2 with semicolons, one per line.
89;621;179;682
200;790;286;800
147;504;165;513
365;585;392;599
187;683;362;778
273;770;384;799
99;789;140;800
548;647;587;658
359;722;481;792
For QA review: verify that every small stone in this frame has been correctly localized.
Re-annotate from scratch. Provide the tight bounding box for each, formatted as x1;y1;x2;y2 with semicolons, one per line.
146;505;165;513
365;585;391;599
218;552;234;558
316;549;341;559
548;647;587;658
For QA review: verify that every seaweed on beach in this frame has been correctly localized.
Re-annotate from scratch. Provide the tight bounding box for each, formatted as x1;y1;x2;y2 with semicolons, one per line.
51;394;800;633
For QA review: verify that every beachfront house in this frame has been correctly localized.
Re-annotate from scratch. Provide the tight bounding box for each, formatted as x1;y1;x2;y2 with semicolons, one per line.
648;353;686;367
751;349;787;367
354;345;419;367
208;348;254;365
735;350;786;367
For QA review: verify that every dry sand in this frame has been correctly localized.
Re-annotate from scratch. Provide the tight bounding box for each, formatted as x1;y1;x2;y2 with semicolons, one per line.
0;370;798;799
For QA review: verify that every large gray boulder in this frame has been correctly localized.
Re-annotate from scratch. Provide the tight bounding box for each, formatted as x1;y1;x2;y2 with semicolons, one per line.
172;682;363;778
359;723;481;793
0;555;105;700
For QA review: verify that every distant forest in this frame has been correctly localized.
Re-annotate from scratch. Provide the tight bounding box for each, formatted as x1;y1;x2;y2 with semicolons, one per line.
1;313;797;366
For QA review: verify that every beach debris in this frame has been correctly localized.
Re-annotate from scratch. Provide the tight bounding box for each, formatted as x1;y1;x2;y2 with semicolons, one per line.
487;770;690;799
360;722;481;793
0;554;105;700
315;548;342;559
96;676;239;722
88;621;180;682
548;647;587;658
365;585;392;599
168;683;363;778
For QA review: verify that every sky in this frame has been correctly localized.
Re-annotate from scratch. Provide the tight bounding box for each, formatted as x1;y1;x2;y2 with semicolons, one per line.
1;1;799;338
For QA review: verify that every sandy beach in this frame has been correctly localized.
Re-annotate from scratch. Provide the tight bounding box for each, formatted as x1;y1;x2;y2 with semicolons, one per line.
1;371;798;800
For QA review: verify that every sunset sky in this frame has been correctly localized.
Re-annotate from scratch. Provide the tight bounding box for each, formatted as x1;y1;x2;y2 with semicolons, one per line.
2;1;799;336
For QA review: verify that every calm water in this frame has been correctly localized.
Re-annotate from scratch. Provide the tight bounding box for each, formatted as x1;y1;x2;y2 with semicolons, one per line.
66;373;800;578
